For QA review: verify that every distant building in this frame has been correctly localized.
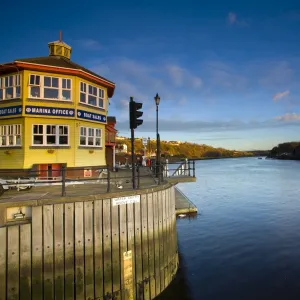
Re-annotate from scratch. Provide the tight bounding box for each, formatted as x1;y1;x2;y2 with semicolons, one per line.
105;117;117;169
115;143;128;154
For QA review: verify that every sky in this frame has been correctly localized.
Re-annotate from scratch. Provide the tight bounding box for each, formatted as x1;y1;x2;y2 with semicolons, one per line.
2;0;300;150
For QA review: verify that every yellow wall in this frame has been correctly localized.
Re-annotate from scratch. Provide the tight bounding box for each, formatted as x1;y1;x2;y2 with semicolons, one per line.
0;118;24;169
23;118;106;168
0;70;110;170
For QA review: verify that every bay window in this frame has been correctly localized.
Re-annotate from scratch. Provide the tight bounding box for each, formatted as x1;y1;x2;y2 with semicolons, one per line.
29;74;72;101
80;126;102;147
32;124;69;146
80;81;104;108
0;74;21;100
0;124;21;146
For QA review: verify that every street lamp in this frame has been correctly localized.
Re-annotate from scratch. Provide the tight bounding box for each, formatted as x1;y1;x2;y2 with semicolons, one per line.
154;93;161;184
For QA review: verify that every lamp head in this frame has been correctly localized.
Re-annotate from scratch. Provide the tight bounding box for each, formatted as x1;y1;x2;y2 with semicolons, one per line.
154;93;160;106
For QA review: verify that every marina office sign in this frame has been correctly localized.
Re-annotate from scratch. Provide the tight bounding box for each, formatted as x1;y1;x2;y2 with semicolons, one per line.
0;105;107;123
25;105;75;117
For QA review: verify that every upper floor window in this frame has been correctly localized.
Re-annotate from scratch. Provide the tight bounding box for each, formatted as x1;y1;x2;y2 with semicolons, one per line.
0;74;21;100
80;126;102;147
80;82;104;109
29;75;72;101
32;124;69;146
0;124;21;147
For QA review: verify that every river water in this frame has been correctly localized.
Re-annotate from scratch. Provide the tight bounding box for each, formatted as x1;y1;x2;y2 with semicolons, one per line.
158;157;300;300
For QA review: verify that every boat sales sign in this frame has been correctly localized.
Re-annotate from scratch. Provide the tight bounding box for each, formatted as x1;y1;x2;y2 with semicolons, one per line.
0;105;22;117
25;105;75;117
77;109;106;123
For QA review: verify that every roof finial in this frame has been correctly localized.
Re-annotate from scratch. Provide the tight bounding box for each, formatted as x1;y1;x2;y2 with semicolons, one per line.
59;30;62;42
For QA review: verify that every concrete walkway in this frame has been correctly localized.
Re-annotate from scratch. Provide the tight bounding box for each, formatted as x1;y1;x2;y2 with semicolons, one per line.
175;186;198;215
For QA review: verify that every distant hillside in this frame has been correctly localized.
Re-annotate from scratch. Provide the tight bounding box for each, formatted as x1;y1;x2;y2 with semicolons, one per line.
115;137;253;160
268;141;300;159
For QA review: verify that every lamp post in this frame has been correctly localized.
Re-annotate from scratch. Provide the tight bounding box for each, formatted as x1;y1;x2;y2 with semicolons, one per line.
154;93;161;184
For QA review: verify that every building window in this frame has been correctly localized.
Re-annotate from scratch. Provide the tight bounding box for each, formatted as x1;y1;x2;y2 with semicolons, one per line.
0;124;21;147
80;81;104;108
32;124;69;146
80;126;101;147
0;74;21;100
29;74;72;101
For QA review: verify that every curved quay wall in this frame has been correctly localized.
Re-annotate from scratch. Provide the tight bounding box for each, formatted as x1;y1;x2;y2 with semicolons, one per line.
0;183;178;300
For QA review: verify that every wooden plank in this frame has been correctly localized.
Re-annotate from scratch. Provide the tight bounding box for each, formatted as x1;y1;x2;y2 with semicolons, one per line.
75;202;85;299
147;193;156;298
158;190;165;291
54;204;64;300
165;188;171;287
32;206;43;300
123;250;133;300
111;202;120;299
94;200;103;299
119;204;128;299
64;203;75;300
153;192;161;295
103;199;112;297
20;224;31;300
43;205;54;300
84;201;94;300
172;186;178;272
0;227;7;300
7;225;19;300
141;194;150;300
171;186;178;277
127;203;136;299
134;199;143;300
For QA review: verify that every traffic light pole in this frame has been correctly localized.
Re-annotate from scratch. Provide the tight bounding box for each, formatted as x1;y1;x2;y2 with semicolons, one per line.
131;126;136;189
129;96;143;189
130;97;136;189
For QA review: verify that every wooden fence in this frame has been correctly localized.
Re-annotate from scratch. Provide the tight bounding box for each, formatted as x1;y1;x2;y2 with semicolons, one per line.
0;185;178;300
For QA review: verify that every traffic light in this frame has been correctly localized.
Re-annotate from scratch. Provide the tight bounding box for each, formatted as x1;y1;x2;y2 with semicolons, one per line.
129;99;143;129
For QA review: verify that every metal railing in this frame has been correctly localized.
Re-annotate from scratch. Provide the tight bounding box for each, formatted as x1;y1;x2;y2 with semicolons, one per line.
0;160;196;198
161;159;196;178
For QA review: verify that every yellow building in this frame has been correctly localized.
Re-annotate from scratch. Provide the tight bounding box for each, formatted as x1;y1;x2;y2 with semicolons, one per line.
0;36;115;178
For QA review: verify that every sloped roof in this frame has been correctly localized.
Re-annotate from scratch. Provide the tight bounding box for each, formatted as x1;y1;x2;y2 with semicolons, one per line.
15;56;114;85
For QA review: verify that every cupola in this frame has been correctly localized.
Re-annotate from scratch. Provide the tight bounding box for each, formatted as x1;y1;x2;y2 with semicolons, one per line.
48;31;72;60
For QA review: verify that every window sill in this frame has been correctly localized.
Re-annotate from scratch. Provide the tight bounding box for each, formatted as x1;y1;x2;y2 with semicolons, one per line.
27;98;74;104
78;146;103;150
0;98;21;103
0;146;22;149
29;145;71;149
78;102;105;111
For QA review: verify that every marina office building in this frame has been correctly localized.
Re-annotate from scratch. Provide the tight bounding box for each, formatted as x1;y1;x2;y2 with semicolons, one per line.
0;35;115;178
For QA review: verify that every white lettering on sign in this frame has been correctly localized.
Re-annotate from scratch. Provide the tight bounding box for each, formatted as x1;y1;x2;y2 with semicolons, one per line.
112;195;140;206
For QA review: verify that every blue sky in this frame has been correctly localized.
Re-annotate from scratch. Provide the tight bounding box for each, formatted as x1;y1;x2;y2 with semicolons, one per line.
2;0;300;150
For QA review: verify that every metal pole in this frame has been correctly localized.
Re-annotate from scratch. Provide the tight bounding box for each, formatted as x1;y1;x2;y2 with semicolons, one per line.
193;160;196;177
61;164;66;197
156;104;161;184
130;96;136;189
131;127;136;189
137;165;140;189
107;168;111;192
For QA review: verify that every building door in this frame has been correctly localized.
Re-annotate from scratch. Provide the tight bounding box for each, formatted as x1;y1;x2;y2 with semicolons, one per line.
38;164;62;179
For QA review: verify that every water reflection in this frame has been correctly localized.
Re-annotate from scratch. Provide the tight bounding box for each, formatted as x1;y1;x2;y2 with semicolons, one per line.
156;249;193;300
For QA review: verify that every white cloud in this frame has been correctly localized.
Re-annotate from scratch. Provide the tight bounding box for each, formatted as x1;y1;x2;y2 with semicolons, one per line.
88;58;203;118
274;113;300;121
166;64;203;89
272;90;290;101
227;12;248;26
74;39;102;50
